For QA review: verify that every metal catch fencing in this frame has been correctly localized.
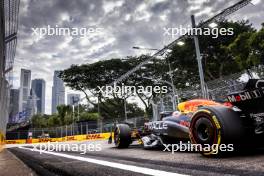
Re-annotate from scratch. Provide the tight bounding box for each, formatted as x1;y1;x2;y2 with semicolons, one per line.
207;65;264;101
6;117;146;140
177;65;264;101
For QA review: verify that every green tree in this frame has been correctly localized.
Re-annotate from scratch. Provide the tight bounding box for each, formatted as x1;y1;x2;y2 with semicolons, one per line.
88;98;144;120
31;114;47;128
56;105;72;125
228;25;264;70
59;56;167;116
47;115;61;127
167;20;255;89
79;112;99;121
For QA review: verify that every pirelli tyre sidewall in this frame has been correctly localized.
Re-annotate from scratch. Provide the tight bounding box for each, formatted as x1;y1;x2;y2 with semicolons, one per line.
114;124;132;148
190;106;245;156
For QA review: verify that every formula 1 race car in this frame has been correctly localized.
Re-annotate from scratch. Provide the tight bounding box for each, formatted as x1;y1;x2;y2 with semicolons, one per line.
109;79;264;156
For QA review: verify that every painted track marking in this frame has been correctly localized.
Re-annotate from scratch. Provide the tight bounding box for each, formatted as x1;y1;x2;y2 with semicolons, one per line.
19;146;188;176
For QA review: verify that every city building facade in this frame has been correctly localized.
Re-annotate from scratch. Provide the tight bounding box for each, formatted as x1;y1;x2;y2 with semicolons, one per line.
31;79;46;114
52;71;65;113
8;89;19;123
19;69;31;112
25;89;38;120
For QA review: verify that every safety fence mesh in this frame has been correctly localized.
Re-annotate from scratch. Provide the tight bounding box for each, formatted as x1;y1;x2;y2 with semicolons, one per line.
177;65;264;101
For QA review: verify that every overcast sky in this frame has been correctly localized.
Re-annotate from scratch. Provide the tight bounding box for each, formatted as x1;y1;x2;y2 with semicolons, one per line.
13;0;263;114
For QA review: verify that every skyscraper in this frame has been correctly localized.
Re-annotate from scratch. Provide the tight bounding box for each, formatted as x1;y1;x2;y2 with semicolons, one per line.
67;94;80;106
8;89;19;123
31;79;46;114
19;69;31;112
25;89;38;120
52;71;65;114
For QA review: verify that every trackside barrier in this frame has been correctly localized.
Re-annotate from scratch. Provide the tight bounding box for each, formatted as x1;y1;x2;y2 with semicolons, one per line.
0;131;5;151
5;132;112;144
5;139;26;144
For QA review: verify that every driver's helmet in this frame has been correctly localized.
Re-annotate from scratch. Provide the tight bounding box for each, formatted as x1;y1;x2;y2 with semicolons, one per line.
172;111;181;118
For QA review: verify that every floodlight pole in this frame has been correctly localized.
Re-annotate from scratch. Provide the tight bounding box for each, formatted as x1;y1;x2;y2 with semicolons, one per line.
124;98;127;121
167;62;177;111
191;15;207;98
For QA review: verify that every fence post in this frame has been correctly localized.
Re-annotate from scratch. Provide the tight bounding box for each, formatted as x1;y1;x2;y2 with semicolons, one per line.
61;126;63;138
86;122;88;135
71;124;73;136
66;125;67;137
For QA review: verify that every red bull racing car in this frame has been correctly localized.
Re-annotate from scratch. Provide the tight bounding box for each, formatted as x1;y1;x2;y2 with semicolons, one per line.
110;79;264;156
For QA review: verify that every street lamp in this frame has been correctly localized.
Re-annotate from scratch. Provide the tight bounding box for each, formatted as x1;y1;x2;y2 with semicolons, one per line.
124;99;127;121
251;0;261;5
191;14;207;98
208;22;218;28
132;46;159;51
143;77;178;111
132;46;140;49
177;41;185;46
133;46;179;110
165;49;173;53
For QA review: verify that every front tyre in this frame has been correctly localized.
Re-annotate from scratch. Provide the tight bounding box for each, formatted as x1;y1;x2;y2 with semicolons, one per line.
190;106;245;156
114;124;132;148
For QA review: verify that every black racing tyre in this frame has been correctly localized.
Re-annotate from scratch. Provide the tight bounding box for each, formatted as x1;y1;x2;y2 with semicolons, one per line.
114;124;132;148
190;106;245;156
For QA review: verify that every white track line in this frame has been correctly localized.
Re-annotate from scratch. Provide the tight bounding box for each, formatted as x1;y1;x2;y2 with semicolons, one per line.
19;146;188;176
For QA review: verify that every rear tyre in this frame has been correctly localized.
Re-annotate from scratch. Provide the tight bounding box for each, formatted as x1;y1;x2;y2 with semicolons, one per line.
114;124;132;148
190;106;245;156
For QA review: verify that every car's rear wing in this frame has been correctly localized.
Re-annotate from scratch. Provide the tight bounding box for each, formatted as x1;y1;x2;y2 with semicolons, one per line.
227;79;264;114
